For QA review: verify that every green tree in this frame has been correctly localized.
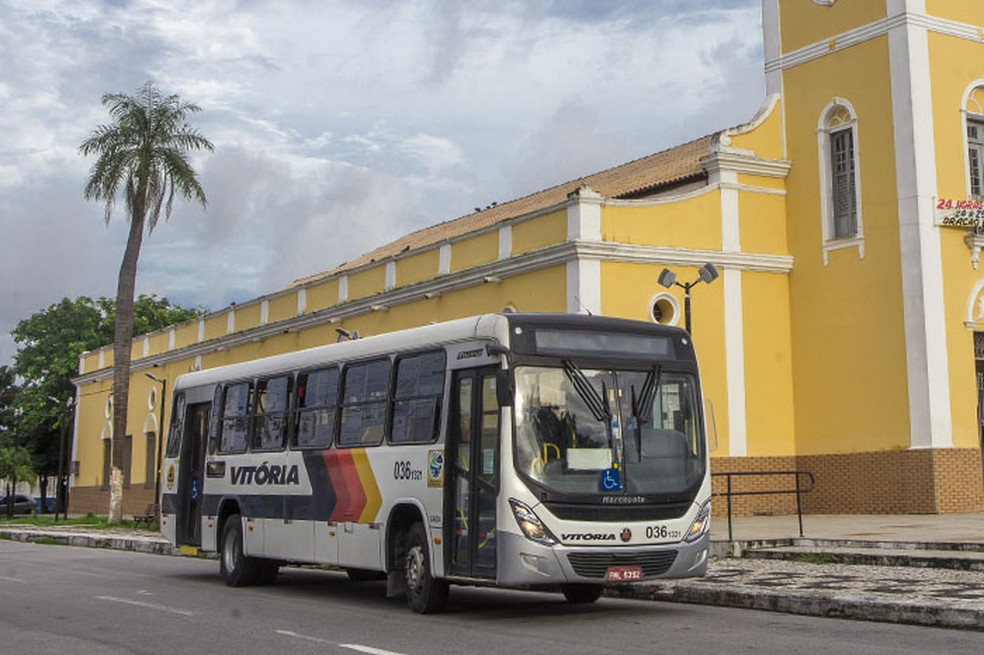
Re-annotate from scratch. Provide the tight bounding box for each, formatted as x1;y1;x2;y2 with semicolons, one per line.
11;295;204;514
80;82;213;522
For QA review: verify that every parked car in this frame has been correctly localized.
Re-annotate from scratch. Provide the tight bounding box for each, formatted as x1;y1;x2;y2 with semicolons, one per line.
0;494;37;516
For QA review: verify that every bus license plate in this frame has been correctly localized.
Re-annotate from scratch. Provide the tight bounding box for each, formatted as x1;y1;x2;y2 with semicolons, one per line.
606;566;643;582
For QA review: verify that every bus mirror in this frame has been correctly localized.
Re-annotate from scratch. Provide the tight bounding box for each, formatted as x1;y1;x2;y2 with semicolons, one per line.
496;370;514;407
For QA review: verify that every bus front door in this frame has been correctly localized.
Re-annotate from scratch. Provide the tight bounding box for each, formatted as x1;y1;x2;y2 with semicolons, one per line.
447;367;499;579
176;402;210;547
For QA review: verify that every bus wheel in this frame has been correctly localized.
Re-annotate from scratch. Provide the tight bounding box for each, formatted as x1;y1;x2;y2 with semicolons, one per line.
256;560;281;585
404;522;448;613
220;514;260;587
561;584;604;604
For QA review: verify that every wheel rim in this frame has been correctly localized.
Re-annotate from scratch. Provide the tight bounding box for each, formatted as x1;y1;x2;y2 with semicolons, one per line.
405;544;425;594
223;530;239;573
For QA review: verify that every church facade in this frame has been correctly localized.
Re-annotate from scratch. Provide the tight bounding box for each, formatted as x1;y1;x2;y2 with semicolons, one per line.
71;0;984;516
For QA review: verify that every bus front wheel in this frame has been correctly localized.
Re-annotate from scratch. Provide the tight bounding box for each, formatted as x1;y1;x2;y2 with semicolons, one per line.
404;522;448;613
221;514;261;587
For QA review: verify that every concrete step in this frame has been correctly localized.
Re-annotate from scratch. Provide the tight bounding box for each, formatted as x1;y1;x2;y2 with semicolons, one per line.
745;540;984;571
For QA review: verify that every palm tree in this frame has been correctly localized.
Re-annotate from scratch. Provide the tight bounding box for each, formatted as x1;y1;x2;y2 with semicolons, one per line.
80;82;213;522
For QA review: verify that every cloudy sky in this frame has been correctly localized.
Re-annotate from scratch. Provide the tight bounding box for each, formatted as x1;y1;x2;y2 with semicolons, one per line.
0;0;764;366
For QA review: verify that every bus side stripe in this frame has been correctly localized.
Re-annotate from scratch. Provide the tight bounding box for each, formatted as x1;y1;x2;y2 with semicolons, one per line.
351;449;382;522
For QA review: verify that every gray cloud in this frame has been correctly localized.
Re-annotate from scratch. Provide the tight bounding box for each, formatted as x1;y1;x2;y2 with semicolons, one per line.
0;0;764;366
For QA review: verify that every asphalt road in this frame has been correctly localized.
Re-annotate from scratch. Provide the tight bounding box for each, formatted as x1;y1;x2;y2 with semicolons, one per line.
1;539;981;655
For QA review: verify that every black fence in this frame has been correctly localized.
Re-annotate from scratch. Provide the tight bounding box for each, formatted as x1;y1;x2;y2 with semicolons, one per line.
711;470;816;542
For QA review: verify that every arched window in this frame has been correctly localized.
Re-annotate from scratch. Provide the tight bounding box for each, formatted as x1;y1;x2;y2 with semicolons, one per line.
817;99;864;263
962;84;984;198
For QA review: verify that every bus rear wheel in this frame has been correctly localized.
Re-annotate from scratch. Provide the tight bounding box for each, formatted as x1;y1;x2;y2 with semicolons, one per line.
221;514;260;587
404;522;448;613
561;584;604;604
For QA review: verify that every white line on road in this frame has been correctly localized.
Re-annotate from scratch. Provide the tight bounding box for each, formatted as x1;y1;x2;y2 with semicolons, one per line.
96;595;195;616
0;575;25;583
276;630;407;655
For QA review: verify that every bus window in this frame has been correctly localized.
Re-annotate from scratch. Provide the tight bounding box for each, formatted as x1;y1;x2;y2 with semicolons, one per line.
391;351;445;444
165;393;186;458
295;367;339;449
339;359;391;447
219;382;252;454
253;376;291;452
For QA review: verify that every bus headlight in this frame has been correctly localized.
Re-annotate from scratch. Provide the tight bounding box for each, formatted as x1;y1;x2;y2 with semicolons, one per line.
684;501;711;543
509;498;557;546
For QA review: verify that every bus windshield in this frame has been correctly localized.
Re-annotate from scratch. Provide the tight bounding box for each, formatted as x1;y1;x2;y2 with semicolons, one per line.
514;364;704;497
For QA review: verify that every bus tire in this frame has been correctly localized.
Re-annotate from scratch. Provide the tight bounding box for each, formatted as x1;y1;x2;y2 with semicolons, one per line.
561;584;604;604
404;522;448;613
220;514;260;587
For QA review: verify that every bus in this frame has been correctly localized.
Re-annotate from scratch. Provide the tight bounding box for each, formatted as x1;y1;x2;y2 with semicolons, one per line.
160;313;711;613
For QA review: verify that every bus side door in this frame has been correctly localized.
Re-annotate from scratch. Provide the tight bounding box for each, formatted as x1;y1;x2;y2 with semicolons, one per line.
446;366;499;579
175;402;210;547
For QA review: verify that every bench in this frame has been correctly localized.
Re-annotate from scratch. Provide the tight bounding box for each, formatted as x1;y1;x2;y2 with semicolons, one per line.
133;503;159;527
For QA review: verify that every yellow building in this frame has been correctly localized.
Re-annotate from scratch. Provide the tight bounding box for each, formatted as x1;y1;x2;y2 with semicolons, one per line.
71;0;984;515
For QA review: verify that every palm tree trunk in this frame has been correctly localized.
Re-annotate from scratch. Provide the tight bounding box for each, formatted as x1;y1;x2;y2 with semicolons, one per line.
109;206;145;523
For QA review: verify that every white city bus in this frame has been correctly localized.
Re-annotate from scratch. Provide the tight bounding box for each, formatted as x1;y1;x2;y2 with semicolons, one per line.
160;313;711;613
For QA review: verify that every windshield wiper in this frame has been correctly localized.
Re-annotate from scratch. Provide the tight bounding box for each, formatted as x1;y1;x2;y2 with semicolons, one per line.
562;360;610;423
630;365;661;425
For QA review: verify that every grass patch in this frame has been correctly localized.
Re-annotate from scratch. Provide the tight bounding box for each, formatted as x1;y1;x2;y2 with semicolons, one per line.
31;537;66;546
0;513;157;531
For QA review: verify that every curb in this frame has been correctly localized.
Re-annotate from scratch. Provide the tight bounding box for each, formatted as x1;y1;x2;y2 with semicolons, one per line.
606;582;984;631
0;528;176;556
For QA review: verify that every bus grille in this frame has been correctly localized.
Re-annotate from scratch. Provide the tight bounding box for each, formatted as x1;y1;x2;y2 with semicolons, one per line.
567;551;678;579
544;502;690;522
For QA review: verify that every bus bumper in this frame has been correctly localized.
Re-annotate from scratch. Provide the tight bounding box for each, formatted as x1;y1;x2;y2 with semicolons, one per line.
496;531;710;587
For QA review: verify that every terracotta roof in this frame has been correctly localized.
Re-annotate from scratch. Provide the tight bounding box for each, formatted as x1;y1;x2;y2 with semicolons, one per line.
291;132;716;287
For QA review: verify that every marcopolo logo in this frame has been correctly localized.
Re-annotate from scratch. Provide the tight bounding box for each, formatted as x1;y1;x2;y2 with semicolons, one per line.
561;532;617;542
230;463;300;486
456;348;485;360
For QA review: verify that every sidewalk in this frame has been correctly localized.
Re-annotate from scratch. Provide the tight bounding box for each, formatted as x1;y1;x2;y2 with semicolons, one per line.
2;513;983;630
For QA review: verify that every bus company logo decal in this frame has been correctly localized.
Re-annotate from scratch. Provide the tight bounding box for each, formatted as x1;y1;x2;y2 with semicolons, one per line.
561;532;616;542
620;528;632;543
230;463;300;486
456;348;484;360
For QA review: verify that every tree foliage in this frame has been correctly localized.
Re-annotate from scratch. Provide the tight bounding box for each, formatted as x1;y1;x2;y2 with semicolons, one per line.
80;81;212;521
9;295;204;483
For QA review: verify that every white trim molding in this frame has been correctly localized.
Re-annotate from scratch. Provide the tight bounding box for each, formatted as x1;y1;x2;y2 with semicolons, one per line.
888;11;953;449
724;267;747;457
566;258;601;315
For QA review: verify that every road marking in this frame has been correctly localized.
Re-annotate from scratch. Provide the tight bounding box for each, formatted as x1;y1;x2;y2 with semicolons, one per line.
276;630;406;655
0;575;25;583
96;595;195;616
339;644;407;655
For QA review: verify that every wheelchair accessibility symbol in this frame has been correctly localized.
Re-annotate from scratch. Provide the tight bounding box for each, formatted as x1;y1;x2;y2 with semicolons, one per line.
600;468;622;492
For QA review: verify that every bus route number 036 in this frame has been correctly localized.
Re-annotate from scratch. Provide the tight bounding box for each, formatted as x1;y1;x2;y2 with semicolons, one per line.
393;460;423;481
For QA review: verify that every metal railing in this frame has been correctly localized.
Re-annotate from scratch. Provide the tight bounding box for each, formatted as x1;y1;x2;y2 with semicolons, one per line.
711;470;816;542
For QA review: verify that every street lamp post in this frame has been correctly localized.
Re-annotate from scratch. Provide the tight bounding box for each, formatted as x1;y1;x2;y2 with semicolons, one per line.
145;373;167;511
658;263;720;334
47;395;74;521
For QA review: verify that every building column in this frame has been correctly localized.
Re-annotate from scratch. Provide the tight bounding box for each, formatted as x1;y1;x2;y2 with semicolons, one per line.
888;2;953;448
566;186;603;315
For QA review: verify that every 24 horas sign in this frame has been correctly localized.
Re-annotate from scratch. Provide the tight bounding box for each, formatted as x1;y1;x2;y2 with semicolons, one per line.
935;198;984;228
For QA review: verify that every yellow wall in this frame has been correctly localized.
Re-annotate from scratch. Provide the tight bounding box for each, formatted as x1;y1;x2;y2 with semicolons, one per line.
602;190;722;250
929;30;984;449
741;272;796;456
397;248;440;287
305;278;339;313
172;322;198;350
511;210;566;255
267;292;298;323
925;0;984;25
729;98;785;160
738;190;788;256
779;0;884;54
347;266;386;301
75;379;112;488
451;230;498;272
782;35;910;454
